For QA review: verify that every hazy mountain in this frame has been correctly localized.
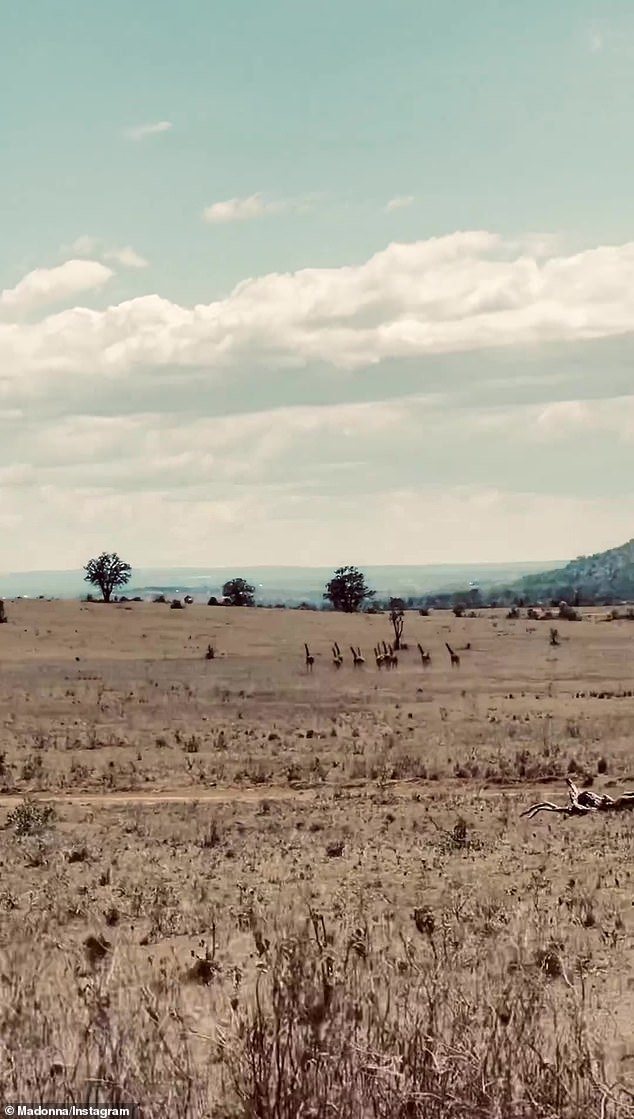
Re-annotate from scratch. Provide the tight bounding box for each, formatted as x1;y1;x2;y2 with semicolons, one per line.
0;560;565;604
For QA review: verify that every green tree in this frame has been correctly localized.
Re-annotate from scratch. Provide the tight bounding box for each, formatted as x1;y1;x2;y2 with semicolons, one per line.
84;552;132;603
222;577;255;607
323;566;375;613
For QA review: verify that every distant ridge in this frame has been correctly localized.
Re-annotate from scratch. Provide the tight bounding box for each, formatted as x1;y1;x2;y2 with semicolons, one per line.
516;538;634;602
0;561;565;604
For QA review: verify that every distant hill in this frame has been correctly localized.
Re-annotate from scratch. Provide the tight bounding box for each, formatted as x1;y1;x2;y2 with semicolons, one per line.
0;560;564;604
515;538;634;603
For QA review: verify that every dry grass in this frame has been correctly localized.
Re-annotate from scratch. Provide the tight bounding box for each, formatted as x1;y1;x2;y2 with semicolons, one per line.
0;599;633;1117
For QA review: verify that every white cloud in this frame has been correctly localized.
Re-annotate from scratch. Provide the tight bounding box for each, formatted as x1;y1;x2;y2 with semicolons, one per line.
1;472;633;570
125;120;172;141
9;398;410;486
585;27;604;53
451;394;634;445
3;389;631;512
104;246;148;269
581;23;634;59
4;229;634;568
535;400;595;436
534;396;634;441
66;236;148;269
385;195;415;212
67;235;100;257
202;193;286;224
4;231;634;381
0;259;113;314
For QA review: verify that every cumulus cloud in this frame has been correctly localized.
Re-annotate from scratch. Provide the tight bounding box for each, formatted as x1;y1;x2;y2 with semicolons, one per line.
385;195;415;212
3;231;634;380
0;259;113;314
4;229;634;567
202;193;287;224
125;120;172;141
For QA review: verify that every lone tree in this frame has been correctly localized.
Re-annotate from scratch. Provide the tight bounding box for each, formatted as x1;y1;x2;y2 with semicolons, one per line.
389;597;406;649
324;566;375;613
84;552;132;603
222;577;255;607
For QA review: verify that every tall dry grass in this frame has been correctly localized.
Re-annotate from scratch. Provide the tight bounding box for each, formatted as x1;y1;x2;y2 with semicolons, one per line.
1;601;633;1116
1;897;631;1118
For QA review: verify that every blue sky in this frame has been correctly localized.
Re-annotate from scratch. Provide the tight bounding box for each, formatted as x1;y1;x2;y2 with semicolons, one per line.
2;0;634;570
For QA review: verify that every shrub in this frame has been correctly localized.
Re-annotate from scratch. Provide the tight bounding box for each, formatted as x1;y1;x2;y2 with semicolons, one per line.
7;798;56;837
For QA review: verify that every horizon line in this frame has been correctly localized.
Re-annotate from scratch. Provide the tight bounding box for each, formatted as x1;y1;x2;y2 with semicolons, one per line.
0;558;568;578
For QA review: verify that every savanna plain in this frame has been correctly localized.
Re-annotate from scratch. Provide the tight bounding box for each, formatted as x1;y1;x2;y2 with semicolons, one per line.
0;599;633;1118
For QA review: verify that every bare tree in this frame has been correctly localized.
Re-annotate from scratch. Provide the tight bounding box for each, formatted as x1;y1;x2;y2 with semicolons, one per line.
389;597;405;650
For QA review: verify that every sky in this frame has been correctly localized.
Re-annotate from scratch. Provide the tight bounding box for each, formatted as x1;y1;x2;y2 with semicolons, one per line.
2;0;634;572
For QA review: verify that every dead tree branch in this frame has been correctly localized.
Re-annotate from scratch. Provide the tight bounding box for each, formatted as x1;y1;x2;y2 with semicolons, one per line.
521;777;634;820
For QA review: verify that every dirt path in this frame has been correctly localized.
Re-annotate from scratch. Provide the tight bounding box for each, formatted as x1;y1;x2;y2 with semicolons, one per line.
0;777;566;810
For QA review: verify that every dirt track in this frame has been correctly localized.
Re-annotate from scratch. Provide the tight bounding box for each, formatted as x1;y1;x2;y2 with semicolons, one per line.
0;777;577;810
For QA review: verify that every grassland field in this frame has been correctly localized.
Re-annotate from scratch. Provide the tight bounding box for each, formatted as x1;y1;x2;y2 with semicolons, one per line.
0;598;633;1118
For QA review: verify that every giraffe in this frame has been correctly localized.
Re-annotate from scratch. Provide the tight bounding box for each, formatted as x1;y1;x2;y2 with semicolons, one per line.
445;642;460;668
304;643;315;673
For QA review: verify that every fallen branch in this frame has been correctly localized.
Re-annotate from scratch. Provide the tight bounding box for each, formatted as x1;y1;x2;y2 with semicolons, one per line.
521;777;634;820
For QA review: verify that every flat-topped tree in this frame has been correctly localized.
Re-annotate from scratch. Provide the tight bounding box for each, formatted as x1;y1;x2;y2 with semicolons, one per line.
323;566;375;613
84;552;132;603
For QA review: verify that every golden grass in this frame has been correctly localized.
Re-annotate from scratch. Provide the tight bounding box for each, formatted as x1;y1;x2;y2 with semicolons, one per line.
0;598;633;1117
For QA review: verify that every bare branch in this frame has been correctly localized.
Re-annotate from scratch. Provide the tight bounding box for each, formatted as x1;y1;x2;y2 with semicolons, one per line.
521;777;634;820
